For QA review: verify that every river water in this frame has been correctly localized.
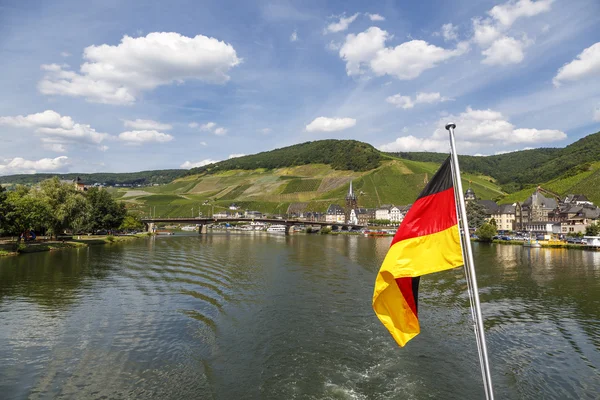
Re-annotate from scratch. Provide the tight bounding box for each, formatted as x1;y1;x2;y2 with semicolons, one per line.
0;233;599;399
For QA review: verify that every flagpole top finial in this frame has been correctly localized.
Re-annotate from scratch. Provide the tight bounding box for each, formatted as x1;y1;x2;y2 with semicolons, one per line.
445;123;456;130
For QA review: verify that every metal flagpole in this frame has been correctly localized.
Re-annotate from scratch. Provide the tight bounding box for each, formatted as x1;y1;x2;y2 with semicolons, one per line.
446;123;495;400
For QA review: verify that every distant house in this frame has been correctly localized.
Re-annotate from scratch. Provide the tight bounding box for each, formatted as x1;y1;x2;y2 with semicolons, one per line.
515;191;558;230
229;203;240;210
348;209;359;225
73;177;87;192
302;211;325;222
213;211;229;218
245;210;263;219
389;206;404;223
564;194;593;206
375;205;392;221
465;187;476;201
356;208;375;225
326;204;345;223
492;204;516;231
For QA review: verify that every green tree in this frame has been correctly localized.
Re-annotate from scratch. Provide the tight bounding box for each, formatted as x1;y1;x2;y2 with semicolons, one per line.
0;185;9;235
489;217;497;228
466;201;488;229
36;178;90;237
585;222;600;236
120;213;144;231
4;188;52;243
476;223;497;242
86;187;127;232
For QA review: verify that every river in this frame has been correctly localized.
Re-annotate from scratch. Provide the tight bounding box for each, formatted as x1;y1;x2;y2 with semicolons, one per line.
0;233;599;399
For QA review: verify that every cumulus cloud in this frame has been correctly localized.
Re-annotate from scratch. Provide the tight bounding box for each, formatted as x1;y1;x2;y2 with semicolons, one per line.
290;30;298;42
430;107;566;143
379;136;450;152
553;42;600;86
38;32;241;105
380;106;566;153
188;122;199;128
200;122;217;131
339;27;468;79
325;13;359;33
0;156;70;175
366;13;385;21
306;117;356;132
43;143;67;153
196;121;227;135
118;130;174;144
214;127;227;136
228;153;246;159
180;159;218;169
387;92;451;109
488;0;554;27
482;36;529;65
0;110;110;150
123;118;172;130
438;23;459;42
470;1;552;65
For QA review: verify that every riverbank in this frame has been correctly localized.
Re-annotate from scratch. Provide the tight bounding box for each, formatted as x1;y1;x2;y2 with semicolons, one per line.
0;234;151;257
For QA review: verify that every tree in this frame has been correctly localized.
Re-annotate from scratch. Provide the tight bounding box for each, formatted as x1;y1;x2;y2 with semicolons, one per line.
4;188;52;243
86;187;127;232
476;223;497;242
120;213;144;231
466;201;488;229
489;217;497;228
585;222;600;236
0;185;9;235
36;177;90;237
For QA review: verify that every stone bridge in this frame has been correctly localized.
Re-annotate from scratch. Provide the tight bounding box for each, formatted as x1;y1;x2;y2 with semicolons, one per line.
141;217;364;235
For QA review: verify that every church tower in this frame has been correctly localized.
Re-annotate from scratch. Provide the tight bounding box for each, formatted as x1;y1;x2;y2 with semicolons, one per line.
345;180;358;222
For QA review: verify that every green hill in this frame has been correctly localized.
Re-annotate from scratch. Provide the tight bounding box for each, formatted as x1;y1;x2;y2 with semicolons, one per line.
115;158;504;218
0;170;185;186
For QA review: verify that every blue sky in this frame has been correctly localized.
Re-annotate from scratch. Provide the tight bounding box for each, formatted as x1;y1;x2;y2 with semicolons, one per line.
0;0;599;174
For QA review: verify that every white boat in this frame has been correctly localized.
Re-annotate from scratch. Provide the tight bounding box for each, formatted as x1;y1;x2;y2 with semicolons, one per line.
523;240;541;248
266;224;287;233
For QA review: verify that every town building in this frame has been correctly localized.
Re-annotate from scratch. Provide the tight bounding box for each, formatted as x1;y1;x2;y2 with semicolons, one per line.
326;204;345;223
375;205;392;221
515;191;558;230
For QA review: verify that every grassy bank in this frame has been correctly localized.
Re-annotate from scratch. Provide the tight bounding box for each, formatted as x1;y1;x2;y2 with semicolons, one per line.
0;234;151;257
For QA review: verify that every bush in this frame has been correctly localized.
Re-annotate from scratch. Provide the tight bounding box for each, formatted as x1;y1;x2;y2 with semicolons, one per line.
476;223;497;242
320;227;332;234
106;235;115;243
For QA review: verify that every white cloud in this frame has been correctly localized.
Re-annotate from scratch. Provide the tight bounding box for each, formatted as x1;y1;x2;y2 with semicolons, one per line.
379;136;450;152
228;153;246;159
124;118;172;130
0;156;70;175
594;107;600;122
340;27;468;79
325;13;359;33
367;13;385;21
38;32;241;105
188;122;199;128
60;51;71;57
214;127;227;136
200;122;217;131
0;110;110;149
489;0;554;27
200;141;208;146
290;30;298;42
43;143;67;153
440;23;459;42
180;159;218;169
387;92;450;110
482;36;527;65
553;42;600;86
118;130;174;144
327;40;342;51
306;117;356;132
381;106;567;154
472;18;502;48
431;107;566;144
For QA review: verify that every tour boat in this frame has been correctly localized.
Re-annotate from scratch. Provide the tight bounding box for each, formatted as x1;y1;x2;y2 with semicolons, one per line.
266;224;287;233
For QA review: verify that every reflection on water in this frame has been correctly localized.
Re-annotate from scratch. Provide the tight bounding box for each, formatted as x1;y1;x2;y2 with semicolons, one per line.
0;235;599;399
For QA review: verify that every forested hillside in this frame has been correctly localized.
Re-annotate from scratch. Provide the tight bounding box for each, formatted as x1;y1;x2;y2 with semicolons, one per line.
187;140;384;175
0;170;186;186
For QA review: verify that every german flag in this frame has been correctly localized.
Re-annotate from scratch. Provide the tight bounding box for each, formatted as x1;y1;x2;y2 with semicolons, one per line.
372;156;464;346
